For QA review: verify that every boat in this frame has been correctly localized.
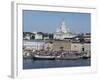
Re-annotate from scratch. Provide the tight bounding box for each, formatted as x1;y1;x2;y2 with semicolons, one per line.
33;54;55;60
81;55;90;59
32;51;89;60
23;52;33;59
55;55;81;60
23;55;33;59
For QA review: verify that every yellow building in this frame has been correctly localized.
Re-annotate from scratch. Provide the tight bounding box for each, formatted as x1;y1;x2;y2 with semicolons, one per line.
71;42;91;54
71;43;83;53
44;40;91;54
52;40;71;51
44;40;71;51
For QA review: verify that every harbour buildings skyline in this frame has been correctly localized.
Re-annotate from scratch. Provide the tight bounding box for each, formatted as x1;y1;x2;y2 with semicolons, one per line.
23;20;91;57
23;20;91;41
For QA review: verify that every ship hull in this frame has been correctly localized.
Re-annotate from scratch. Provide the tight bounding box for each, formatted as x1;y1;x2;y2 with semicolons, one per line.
33;55;55;60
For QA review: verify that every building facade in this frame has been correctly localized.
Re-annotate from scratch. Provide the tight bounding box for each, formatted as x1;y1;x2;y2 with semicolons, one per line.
23;40;45;51
71;42;91;54
35;32;43;40
52;40;71;51
23;39;91;56
84;33;91;43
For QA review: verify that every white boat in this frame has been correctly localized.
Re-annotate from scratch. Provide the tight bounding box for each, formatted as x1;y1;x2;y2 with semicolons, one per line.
55;55;81;60
33;55;55;60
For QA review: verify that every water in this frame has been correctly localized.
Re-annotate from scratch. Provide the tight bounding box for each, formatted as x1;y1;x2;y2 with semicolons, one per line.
23;58;90;69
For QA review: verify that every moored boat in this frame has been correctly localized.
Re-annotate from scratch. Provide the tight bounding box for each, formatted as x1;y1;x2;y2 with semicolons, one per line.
81;55;90;59
33;55;55;60
23;55;33;59
55;55;81;60
32;51;90;60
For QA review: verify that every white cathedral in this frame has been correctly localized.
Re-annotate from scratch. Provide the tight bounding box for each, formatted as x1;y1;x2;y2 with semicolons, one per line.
54;21;76;40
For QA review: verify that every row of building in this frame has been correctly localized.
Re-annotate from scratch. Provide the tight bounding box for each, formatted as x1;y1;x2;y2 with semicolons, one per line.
23;40;90;56
23;32;52;40
23;21;91;43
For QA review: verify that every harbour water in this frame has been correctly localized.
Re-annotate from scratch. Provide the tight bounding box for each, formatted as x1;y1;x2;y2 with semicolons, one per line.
23;58;90;69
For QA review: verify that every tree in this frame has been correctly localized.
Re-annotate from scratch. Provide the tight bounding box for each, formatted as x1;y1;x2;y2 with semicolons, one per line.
30;33;35;40
23;32;26;38
31;35;35;40
49;33;53;40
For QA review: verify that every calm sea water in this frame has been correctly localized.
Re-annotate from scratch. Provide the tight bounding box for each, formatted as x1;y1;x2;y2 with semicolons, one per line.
23;58;90;69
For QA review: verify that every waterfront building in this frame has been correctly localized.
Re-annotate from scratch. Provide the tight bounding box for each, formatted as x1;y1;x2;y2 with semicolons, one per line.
44;36;49;40
84;33;91;43
23;32;32;40
71;42;91;54
43;33;49;40
50;40;71;51
83;43;91;56
44;41;53;51
49;40;91;54
35;32;43;40
23;40;45;51
54;21;76;40
24;34;31;40
71;42;83;53
36;40;71;52
23;39;91;56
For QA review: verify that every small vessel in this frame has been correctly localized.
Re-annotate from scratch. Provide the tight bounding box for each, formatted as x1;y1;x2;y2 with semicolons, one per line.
80;51;90;59
55;55;81;60
23;55;33;59
33;54;55;60
32;51;90;60
23;52;33;59
82;55;90;59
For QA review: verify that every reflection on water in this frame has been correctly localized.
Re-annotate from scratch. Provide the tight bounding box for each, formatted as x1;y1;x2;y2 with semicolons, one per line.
23;58;90;69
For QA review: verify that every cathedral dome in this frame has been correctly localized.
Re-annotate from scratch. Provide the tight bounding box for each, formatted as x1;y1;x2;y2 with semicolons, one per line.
56;21;70;33
54;20;76;40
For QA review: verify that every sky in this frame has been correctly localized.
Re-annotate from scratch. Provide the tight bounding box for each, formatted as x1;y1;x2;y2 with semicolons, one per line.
23;10;91;33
